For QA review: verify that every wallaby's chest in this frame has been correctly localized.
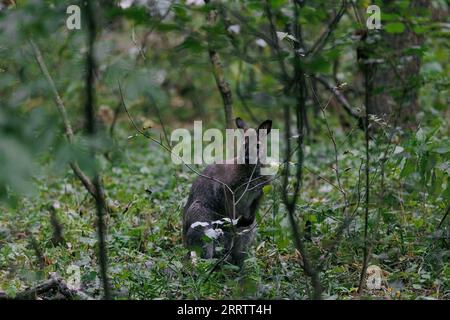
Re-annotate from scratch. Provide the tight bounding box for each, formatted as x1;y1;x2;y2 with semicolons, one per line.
186;164;269;219
233;176;267;218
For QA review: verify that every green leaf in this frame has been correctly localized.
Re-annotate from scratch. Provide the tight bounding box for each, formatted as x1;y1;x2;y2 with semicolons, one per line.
433;146;450;154
401;159;415;178
412;24;429;34
430;170;442;196
304;56;331;73
175;35;205;53
308;214;317;223
109;7;150;25
416;128;425;142
263;185;273;195
385;22;406;34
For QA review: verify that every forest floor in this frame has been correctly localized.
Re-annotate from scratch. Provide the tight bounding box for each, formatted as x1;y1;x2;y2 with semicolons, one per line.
0;123;448;300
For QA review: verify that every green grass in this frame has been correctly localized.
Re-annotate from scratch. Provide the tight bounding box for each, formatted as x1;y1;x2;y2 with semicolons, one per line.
0;124;448;300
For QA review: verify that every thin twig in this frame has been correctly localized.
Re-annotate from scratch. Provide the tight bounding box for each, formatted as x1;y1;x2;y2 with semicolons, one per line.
306;1;348;56
0;273;92;300
438;205;450;229
235;60;259;123
119;82;234;195
308;77;348;208
358;37;372;293
312;75;362;123
205;0;234;129
264;0;321;299
29;40;99;201
83;1;111;300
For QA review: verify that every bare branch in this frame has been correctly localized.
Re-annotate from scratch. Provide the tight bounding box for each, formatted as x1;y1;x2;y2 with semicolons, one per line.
235;60;259;123
49;205;64;246
29;39;99;201
358;37;372;293
205;0;234;129
0;273;92;300
264;0;291;81
308;77;347;201
83;1;111;300
438;205;450;229
264;0;321;299
118;82;235;195
306;1;348;57
312;75;362;123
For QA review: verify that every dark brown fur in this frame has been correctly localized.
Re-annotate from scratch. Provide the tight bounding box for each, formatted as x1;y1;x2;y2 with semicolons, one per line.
182;118;272;266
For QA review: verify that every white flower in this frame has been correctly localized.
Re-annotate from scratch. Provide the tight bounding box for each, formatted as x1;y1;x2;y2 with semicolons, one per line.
153;70;167;85
119;0;134;9
393;146;404;155
237;228;251;235
186;0;205;6
211;217;239;226
276;31;288;40
190;221;210;229
139;166;151;174
261;158;280;176
66;265;81;290
52;201;61;209
227;25;240;34
190;251;198;265
61;183;74;193
319;184;333;193
204;228;223;240
128;46;140;58
277;32;298;42
255;39;267;48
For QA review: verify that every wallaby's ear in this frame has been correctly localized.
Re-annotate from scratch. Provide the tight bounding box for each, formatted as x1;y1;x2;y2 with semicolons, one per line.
236;117;248;130
257;119;272;135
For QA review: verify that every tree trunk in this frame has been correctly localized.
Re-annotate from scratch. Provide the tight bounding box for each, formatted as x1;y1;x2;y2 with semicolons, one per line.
205;0;235;129
361;0;428;127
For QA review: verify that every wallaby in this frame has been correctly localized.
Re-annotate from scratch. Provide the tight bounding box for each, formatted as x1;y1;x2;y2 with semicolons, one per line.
182;118;272;267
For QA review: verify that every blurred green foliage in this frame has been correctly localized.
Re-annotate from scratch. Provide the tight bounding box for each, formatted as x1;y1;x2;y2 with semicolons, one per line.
0;0;448;299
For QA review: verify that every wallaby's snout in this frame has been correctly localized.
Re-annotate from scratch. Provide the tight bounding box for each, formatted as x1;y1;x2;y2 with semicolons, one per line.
183;118;272;267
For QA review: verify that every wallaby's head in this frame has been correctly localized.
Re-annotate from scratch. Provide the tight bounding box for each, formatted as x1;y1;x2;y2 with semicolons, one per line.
235;117;272;165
